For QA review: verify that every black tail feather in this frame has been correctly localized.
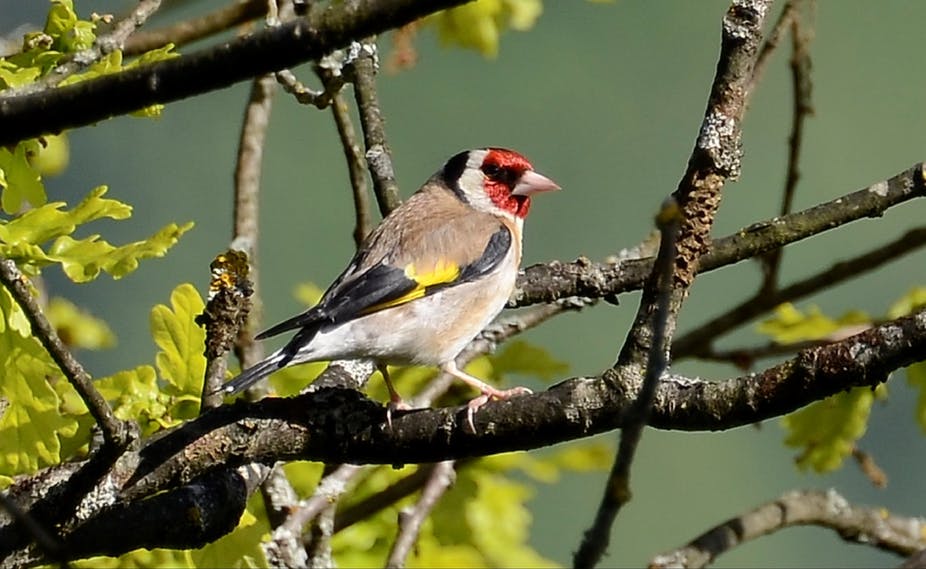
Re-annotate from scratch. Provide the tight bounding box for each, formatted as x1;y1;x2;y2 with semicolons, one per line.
218;324;324;396
217;354;283;395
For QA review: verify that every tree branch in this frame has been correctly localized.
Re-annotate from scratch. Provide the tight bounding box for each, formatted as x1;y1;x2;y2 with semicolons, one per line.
110;307;926;503
758;6;814;291
385;461;456;568
576;202;681;568
0;0;471;146
650;489;926;568
0;259;131;449
348;39;401;215
512;162;926;308
674;225;926;359
4;308;923;565
19;0;164;94
124;0;267;55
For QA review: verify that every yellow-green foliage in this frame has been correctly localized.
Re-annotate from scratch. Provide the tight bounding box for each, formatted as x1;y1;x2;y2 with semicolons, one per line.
763;293;926;473
430;0;543;57
888;287;926;432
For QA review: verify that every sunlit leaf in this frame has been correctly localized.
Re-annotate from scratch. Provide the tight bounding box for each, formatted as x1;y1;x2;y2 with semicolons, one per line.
0;287;77;478
152;283;206;399
758;302;870;344
430;0;543;58
908;362;926;433
489;340;569;383
781;385;886;473
887;286;926;319
47;296;115;350
0;144;46;214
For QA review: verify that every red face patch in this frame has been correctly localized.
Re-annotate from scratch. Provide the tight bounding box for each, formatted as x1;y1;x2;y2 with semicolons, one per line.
480;148;534;218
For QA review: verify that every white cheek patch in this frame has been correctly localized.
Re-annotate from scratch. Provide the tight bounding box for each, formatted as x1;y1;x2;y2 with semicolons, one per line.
457;167;494;211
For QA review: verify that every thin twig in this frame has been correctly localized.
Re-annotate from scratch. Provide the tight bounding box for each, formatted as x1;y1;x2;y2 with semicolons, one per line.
0;259;129;449
686;338;822;367
747;0;800;95
385;461;456;569
124;0;267;55
674;226;926;358
231;72;277;375
330;92;374;247
851;447;888;489
574;201;681;569
334;460;471;532
304;501;336;569
759;6;814;292
348;39;401;215
650;489;926;568
275;68;344;108
264;464;361;565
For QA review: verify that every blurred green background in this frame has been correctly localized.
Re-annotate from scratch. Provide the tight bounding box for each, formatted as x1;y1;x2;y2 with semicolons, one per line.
3;1;926;566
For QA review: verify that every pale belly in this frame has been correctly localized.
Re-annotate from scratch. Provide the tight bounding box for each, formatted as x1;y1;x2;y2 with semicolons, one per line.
291;264;517;366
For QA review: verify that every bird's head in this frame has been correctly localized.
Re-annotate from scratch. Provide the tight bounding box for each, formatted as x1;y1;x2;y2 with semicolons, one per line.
441;148;560;221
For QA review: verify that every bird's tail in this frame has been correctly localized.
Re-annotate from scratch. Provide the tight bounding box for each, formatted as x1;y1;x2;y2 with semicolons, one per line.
217;351;287;396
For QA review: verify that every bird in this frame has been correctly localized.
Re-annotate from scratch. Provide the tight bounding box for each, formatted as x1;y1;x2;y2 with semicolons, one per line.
220;147;560;428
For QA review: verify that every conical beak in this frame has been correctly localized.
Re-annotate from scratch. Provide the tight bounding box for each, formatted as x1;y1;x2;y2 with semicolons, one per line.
512;170;561;196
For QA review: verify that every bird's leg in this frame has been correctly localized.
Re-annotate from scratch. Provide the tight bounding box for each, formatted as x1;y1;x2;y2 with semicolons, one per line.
441;361;533;433
379;363;410;430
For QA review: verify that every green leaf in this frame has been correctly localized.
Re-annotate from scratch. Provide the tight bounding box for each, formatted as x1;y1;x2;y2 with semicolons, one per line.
0;144;46;214
908;362;926;433
151;283;206;400
50;221;193;282
72;548;194;568
887;286;926;319
95;366;171;437
46;296;115;350
0;185;187;283
488;340;569;383
0;186;130;246
0;60;41;89
28;134;70;177
428;469;557;568
430;0;543;58
282;461;325;498
781;385;885;473
757;302;870;344
0;289;77;478
44;0;96;52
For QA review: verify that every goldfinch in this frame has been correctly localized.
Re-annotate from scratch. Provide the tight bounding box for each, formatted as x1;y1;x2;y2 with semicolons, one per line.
221;148;559;424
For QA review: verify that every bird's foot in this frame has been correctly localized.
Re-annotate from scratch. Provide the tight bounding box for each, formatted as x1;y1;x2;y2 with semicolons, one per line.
385;397;412;431
465;385;533;434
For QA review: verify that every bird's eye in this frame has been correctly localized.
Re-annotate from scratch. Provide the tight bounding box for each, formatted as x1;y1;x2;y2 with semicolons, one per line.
482;164;501;179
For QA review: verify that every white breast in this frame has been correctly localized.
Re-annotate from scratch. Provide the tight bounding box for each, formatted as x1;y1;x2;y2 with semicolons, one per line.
289;245;519;367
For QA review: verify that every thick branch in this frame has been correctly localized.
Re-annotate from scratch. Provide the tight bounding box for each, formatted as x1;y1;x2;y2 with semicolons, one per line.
113;308;925;502
5;311;923;564
0;0;471;146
